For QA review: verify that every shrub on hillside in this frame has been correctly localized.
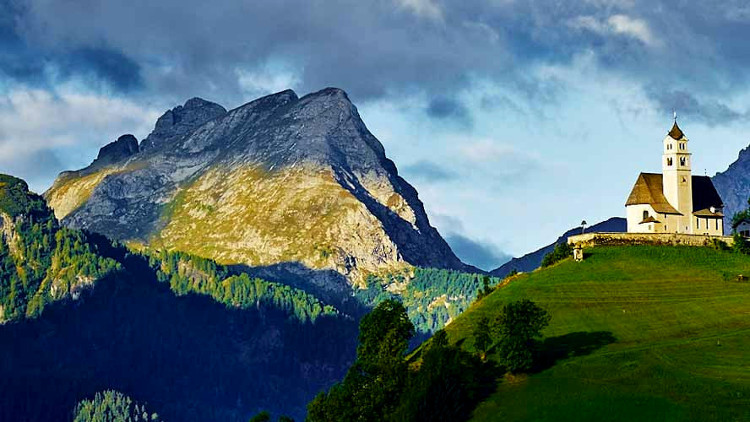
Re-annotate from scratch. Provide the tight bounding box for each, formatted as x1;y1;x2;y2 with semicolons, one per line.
541;242;572;268
73;390;160;421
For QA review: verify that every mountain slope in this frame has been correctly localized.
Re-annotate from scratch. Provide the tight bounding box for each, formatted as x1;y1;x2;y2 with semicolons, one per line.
0;173;356;421
0;174;121;321
712;145;750;227
489;217;626;277
45;88;469;286
447;245;750;421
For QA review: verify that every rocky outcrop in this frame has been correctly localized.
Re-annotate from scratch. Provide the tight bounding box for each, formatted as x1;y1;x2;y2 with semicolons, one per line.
45;88;471;285
712;146;750;229
91;134;139;168
139;97;227;151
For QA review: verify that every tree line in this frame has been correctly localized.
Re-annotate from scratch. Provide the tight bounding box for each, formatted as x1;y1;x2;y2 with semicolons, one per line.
147;250;339;323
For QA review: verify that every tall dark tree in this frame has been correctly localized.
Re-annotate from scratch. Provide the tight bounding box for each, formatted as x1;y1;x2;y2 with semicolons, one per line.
473;317;492;360
495;299;551;373
307;299;414;422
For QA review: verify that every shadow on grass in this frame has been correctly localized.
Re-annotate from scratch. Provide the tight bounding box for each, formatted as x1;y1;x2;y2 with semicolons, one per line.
533;331;617;373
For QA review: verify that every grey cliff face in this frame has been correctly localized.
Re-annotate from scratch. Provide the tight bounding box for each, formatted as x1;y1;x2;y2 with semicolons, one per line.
139;97;227;151
712;146;750;229
91;134;139;168
48;87;473;281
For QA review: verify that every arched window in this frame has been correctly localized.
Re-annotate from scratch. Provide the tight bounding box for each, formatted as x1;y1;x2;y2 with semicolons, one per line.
667;157;673;166
643;210;649;220
680;157;686;166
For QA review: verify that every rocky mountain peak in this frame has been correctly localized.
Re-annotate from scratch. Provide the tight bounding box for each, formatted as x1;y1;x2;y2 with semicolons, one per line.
140;97;227;151
92;134;139;168
45;87;472;287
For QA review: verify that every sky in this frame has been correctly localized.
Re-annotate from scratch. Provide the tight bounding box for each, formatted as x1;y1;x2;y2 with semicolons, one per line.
2;0;750;270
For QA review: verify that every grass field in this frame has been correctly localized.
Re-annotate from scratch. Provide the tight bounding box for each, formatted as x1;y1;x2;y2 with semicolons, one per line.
444;246;750;422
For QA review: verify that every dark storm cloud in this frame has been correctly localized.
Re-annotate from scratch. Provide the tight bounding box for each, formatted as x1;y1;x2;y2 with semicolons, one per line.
649;89;747;126
0;1;142;92
63;48;143;92
426;96;471;125
445;233;511;271
402;160;457;182
4;0;750;113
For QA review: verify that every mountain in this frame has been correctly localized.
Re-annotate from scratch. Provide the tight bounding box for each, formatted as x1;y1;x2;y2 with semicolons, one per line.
0;173;357;421
45;88;470;289
712;145;750;228
489;217;626;277
0;174;121;321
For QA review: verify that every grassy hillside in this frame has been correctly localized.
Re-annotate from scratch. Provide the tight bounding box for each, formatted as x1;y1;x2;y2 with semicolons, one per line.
445;245;750;422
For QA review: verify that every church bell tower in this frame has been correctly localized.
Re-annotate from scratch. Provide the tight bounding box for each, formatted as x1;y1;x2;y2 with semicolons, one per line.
662;117;693;233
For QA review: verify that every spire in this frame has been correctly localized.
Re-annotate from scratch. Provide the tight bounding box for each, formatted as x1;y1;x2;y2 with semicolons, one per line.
668;121;685;140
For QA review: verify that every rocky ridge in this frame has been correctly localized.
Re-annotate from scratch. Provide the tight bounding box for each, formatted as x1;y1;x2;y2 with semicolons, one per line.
712;145;750;228
45;88;471;286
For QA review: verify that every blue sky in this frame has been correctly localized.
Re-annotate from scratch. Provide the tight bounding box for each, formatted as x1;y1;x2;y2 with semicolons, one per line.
2;0;750;269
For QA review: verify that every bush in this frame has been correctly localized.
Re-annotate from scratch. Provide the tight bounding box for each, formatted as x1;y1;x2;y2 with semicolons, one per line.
541;242;572;268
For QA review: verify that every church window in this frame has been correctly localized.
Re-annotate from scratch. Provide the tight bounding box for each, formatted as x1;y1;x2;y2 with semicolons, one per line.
667;157;673;166
643;210;649;220
680;157;686;166
697;218;700;229
667;144;672;150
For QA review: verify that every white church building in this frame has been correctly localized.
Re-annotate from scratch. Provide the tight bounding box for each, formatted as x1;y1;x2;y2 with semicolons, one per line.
625;121;724;235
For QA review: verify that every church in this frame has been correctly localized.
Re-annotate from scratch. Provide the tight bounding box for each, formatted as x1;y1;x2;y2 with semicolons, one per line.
625;120;724;235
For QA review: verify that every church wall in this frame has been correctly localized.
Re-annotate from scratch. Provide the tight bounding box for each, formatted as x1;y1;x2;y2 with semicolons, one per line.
692;216;723;236
569;232;734;248
626;204;659;233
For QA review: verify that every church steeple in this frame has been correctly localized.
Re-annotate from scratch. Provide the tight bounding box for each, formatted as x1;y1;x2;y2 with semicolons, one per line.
668;121;685;140
662;117;693;232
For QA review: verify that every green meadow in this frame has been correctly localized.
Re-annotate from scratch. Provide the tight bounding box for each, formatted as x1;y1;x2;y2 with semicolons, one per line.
444;246;750;422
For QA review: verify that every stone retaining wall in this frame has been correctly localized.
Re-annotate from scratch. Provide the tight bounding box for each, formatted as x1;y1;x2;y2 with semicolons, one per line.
567;232;734;248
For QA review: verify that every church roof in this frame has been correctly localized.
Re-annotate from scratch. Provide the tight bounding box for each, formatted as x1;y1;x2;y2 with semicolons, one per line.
668;122;685;140
626;173;724;217
692;175;724;216
625;173;681;214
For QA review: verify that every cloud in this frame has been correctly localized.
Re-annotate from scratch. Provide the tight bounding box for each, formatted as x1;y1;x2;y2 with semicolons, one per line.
445;233;511;271
649;89;747;126
607;14;656;46
0;86;159;191
402;160;457;182
394;0;444;21
568;14;658;46
425;96;471;125
458;139;519;163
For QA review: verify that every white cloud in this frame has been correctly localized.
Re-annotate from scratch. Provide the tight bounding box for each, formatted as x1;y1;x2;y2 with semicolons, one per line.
568;14;659;46
458;139;518;162
0;85;159;190
236;63;302;98
608;14;657;46
395;0;444;21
